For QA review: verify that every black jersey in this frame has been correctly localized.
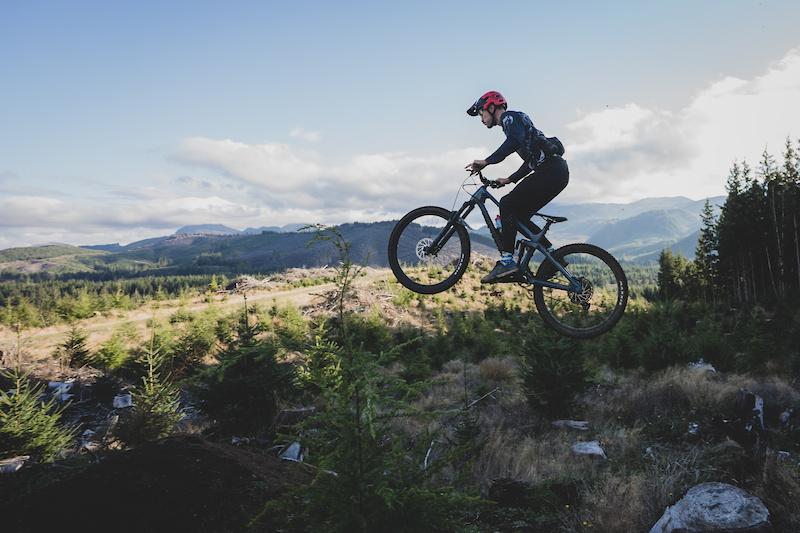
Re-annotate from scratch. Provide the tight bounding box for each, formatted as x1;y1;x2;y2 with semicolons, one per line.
485;110;559;170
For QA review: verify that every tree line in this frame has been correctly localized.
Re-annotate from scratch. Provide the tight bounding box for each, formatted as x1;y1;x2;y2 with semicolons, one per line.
659;137;800;304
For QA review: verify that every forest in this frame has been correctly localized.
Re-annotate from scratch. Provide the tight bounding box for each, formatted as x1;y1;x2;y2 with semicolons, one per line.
1;139;799;531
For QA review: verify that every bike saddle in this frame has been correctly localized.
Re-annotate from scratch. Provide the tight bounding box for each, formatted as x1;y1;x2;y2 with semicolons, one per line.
536;213;568;223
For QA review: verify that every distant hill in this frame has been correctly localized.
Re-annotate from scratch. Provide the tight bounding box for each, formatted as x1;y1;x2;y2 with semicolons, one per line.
481;195;725;262
175;224;241;235
0;196;727;277
240;223;310;234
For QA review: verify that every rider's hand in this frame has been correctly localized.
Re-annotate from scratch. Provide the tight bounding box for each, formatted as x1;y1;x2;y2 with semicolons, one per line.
466;159;488;174
497;178;511;185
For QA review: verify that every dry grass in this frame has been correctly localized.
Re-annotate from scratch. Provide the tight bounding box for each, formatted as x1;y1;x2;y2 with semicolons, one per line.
584;366;800;427
479;356;518;383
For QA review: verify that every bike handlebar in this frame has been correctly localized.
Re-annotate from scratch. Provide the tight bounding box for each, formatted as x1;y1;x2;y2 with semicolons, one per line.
469;169;505;189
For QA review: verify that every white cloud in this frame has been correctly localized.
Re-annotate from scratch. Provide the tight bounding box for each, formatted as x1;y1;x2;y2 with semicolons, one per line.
4;47;799;250
290;127;322;142
560;46;800;204
172;137;502;213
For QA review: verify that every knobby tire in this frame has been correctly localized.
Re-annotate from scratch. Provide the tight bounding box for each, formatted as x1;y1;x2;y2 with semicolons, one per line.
533;243;628;339
387;206;471;294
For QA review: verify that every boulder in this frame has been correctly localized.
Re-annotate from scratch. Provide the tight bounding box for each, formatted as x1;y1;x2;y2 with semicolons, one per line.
649;482;770;533
571;440;606;459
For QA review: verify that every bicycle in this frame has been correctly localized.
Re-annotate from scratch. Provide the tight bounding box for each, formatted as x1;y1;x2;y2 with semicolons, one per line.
387;171;628;339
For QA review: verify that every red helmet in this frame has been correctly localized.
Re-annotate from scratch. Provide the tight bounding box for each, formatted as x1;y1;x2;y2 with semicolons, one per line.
467;91;507;116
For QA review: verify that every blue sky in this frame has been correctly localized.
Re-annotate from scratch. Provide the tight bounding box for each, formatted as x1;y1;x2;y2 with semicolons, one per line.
2;0;799;249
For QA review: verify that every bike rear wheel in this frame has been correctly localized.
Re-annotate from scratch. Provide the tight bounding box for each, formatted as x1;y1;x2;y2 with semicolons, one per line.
533;243;628;339
388;206;471;294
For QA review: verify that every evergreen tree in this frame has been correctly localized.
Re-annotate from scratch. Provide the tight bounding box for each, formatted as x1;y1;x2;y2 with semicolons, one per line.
695;198;719;303
780;137;800;291
0;369;77;462
260;225;470;532
657;247;688;300
52;325;92;368
194;317;296;438
115;349;185;446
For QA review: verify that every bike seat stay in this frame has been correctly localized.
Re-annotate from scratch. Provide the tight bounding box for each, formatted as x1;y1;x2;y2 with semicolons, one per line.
514;240;579;291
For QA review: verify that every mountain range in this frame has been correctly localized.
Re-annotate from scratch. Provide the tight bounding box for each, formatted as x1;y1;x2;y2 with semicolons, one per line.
0;196;725;277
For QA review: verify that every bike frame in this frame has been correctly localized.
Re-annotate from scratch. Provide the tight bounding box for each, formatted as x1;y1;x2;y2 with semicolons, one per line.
424;178;580;292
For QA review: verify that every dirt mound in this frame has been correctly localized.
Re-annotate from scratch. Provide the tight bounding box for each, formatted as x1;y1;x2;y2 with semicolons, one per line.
0;434;312;532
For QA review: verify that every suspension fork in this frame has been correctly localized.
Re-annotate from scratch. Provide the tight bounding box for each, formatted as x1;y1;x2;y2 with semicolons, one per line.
423;200;476;255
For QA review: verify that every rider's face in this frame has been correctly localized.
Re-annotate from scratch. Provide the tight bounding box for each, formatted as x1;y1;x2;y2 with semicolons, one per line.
480;106;495;128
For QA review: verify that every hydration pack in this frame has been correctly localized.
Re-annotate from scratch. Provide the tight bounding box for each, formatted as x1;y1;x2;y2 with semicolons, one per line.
545;136;565;156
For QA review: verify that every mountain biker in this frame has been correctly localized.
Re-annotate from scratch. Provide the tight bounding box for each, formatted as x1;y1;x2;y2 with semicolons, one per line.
465;91;570;283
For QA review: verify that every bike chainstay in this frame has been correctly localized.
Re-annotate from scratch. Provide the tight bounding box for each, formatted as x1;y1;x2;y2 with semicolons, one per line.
513;241;579;292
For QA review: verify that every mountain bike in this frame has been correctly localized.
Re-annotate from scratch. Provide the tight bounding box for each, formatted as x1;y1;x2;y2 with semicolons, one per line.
387;171;628;339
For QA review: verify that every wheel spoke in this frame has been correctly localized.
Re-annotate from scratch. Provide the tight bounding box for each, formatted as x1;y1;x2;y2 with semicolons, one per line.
534;244;627;339
388;207;470;294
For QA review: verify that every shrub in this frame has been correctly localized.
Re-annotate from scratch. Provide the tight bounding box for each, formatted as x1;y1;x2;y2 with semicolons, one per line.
518;331;588;416
0;369;77;462
168;315;219;381
52;325;92;368
115;350;185;446
94;335;129;370
194;321;297;438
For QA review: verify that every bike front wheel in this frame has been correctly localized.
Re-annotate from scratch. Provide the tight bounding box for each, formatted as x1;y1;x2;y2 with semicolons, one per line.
533;243;628;339
388;206;471;294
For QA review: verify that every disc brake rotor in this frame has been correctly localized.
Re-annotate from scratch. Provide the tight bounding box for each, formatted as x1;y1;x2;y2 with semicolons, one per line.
415;238;434;261
568;276;593;309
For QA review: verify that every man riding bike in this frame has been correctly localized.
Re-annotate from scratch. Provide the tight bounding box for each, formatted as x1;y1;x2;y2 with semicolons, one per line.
465;91;569;283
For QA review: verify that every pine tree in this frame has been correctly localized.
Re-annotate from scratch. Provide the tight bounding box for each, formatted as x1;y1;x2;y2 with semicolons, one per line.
781;137;800;292
194;317;296;438
0;369;77;462
52;325;92;368
695;198;719;303
657;247;688;300
115;344;184;446
259;225;471;532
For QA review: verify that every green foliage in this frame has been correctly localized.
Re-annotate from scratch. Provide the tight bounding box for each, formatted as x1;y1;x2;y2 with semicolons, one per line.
0;369;77;462
115;350;185;446
657;247;690;301
259;225;471;532
167;312;219;381
94;334;129;370
0;297;43;328
194;320;297;438
297;336;343;398
519;330;588;416
270;301;309;348
52;325;92;368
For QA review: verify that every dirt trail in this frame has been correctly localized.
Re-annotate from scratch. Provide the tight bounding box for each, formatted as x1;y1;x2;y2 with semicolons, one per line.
0;269;394;363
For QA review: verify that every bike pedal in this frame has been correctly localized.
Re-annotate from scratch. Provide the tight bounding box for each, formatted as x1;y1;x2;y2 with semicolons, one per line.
498;272;527;283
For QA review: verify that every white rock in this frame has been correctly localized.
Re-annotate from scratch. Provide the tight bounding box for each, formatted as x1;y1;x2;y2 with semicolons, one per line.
113;394;132;408
571;441;606;459
649;482;769;533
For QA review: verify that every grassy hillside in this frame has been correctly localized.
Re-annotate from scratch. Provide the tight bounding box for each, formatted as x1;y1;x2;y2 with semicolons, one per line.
1;260;798;531
0;245;110;274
